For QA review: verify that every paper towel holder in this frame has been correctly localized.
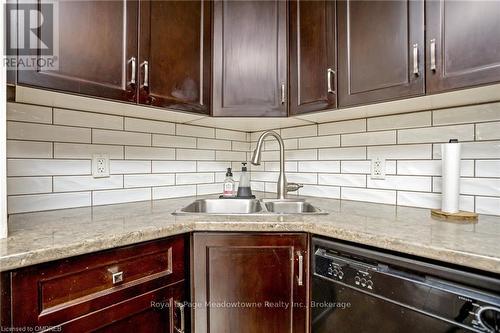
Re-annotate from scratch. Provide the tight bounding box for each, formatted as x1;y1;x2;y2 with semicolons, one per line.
430;138;478;223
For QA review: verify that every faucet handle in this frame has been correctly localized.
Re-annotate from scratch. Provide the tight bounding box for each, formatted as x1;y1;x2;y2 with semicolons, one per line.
286;183;303;193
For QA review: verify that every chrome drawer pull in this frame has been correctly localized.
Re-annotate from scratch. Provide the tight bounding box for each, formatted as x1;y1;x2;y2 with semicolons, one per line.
412;44;419;75
141;60;149;87
112;271;124;284
129;57;136;85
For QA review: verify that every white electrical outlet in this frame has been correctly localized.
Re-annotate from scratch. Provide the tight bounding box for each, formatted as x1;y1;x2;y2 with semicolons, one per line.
92;154;110;178
371;157;386;179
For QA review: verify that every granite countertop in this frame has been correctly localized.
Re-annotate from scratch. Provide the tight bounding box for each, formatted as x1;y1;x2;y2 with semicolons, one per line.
2;193;500;274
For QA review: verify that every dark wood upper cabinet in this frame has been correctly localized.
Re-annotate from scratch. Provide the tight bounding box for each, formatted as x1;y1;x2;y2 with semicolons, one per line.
192;233;309;333
17;0;138;103
212;0;288;117
337;0;424;107
289;0;337;115
139;0;211;114
426;0;500;94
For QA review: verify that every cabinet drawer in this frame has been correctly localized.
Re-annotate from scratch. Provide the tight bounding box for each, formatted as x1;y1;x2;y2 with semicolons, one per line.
9;235;187;328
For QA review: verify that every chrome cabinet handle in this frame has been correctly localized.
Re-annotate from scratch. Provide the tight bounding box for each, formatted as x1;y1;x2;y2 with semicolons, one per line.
297;251;304;286
430;39;436;71
280;84;286;104
112;271;123;284
174;301;185;333
141;60;149;87
412;44;419;76
327;68;335;93
129;57;136;85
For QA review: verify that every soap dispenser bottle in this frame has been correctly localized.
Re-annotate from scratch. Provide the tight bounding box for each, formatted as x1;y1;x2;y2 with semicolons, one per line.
222;168;236;197
237;162;254;198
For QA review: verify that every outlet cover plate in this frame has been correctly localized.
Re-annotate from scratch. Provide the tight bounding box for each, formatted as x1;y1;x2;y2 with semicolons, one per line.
371;157;386;180
92;153;110;178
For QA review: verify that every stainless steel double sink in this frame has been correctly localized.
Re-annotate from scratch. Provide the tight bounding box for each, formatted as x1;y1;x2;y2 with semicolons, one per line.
172;198;327;216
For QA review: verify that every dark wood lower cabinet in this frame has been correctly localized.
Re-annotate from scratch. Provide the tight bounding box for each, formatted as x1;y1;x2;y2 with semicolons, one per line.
1;235;188;332
192;232;309;333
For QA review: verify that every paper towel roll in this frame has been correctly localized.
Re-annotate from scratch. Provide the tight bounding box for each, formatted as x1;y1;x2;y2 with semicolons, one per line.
441;141;461;213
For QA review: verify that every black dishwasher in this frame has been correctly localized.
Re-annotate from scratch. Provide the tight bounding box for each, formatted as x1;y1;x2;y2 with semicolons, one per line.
311;237;500;333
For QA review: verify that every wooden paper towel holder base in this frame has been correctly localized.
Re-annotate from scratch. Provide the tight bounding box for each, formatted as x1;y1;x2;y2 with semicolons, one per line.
431;209;478;223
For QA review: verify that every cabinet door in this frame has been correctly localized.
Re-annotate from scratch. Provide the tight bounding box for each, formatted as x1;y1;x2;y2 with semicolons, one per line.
139;0;211;114
193;233;308;333
289;0;337;115
338;0;424;107
17;0;138;102
426;0;500;93
212;0;288;117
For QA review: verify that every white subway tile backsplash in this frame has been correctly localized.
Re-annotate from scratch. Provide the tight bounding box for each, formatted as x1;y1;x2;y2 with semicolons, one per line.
397;160;474;177
216;151;247;161
176;173;214;185
265;161;298;172
153;185;197;199
110;160;151;174
216;129;247;141
6;99;500;216
54;175;123;192
476;197;500;215
433;177;500;196
8;159;91;176
433;103;500;125
232;141;251;151
319;119;366;135
152;161;196;173
177;149;215;160
124;174;175;188
367;112;431;131
476;160;500;177
54;109;123;130
287;172;317;184
197;161;231;172
299;135;340;149
7;177;52;195
8;192;92;214
153;134;197;148
93;129;151;146
342;131;396;147
398;124;474;144
367;175;431;192
397;191;474;211
198;138;232;150
476;122;500;140
319;147;366;160
7;140;52;158
287;149;317;161
54;143;123;159
281;125;317;139
298;161;340;173
125;146;175;160
264;138;298;151
176;124;214;138
341;188;396;205
319;174;366;187
93;188;151;206
197;183;223;195
368;144;432;160
299;185;340;199
8;122;91;143
124;118;175;134
7;103;52;123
